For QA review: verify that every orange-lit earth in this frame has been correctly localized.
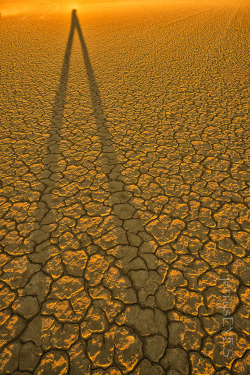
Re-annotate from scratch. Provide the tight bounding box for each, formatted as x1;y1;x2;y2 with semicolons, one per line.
0;0;249;374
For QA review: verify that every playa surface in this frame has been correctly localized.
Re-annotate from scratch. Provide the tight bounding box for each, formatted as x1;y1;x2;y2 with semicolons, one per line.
1;0;249;373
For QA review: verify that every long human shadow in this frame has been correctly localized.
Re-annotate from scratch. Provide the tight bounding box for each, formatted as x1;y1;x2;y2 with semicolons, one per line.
48;9;118;169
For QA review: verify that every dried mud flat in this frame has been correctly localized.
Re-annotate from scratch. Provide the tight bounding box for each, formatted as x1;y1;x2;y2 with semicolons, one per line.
0;1;249;374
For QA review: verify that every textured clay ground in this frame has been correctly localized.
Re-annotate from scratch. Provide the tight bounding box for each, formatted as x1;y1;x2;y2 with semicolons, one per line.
0;1;249;374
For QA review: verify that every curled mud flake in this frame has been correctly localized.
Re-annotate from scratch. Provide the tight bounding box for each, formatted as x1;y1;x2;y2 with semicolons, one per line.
87;331;115;368
63;203;84;218
49;276;85;299
80;306;109;339
69;341;91;375
203;157;230;171
214;204;239;228
94;298;124;322
84;253;111;286
103;266;137;304
0;256;40;289
85;201;111;216
50;322;79;350
171;235;190;255
95;227;128;249
0;310;11;328
42;300;75;321
0;342;21;374
209;228;231;242
0;253;11;269
165;269;187;291
190;352;215;375
232;230;250;250
232;351;250;375
146;215;185;245
220;178;246;192
218;237;245;257
0;315;26;350
62;249;88;277
183;259;209;290
34;350;69;375
70;288;92;318
87;324;143;372
175;288;203;315
162;198;188;219
199;242;233;267
89;284;111;300
59;231;80;251
202;315;223;336
155;246;178;264
0;286;15;311
230;258;250;285
43;254;64;279
114;325;143;373
182;220;209;242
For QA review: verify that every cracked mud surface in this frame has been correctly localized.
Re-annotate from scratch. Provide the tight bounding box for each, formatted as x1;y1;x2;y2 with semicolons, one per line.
0;1;249;374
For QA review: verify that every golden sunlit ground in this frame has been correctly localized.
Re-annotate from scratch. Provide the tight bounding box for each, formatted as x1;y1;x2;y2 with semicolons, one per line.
0;0;249;374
